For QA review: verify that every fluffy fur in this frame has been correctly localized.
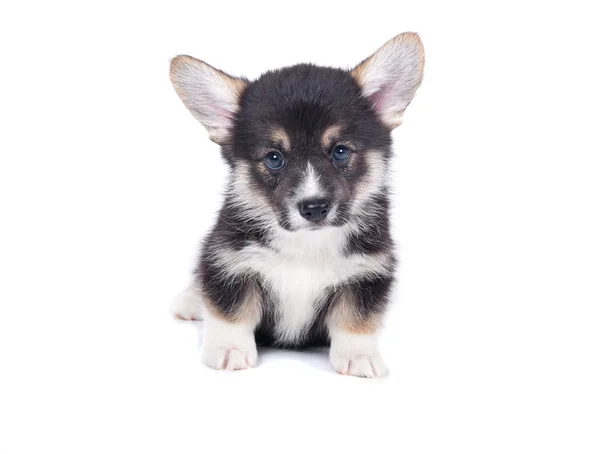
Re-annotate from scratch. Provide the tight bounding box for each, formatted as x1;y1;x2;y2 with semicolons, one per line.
170;32;424;378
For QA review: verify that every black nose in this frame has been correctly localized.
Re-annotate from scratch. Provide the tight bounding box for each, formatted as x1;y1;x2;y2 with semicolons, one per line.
299;199;330;222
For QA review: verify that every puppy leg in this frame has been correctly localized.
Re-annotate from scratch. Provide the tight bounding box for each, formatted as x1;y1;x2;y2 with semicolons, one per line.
329;329;388;378
171;281;204;321
203;311;258;370
201;278;262;371
327;276;392;378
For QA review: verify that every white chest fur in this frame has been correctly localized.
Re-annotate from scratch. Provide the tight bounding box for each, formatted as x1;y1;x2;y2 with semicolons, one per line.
260;227;349;342
217;226;391;343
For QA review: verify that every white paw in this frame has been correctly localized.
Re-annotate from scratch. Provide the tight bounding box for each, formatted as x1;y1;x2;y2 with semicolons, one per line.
171;283;203;321
203;344;258;371
330;351;389;378
328;329;388;378
202;312;258;371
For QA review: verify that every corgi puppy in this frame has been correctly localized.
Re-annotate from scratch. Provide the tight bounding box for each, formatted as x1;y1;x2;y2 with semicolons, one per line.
170;32;424;377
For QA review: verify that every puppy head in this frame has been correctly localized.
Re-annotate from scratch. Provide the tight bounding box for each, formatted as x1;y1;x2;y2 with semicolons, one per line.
170;32;424;231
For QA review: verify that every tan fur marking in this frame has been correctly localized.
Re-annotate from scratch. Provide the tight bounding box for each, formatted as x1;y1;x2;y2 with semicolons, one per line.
256;162;271;178
270;127;291;152
202;282;262;325
328;289;383;334
320;125;343;149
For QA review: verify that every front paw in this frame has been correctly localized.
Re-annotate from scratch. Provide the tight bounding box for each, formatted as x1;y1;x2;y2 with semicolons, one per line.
328;328;389;378
203;344;258;370
330;351;389;378
202;312;258;371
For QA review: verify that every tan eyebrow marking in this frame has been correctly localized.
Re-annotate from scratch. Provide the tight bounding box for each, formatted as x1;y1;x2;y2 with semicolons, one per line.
321;125;343;148
270;127;291;152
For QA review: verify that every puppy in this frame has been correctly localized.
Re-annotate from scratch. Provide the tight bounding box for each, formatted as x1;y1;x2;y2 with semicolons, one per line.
170;32;424;377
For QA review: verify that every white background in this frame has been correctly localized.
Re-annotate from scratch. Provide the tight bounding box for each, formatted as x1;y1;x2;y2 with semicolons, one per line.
1;1;599;453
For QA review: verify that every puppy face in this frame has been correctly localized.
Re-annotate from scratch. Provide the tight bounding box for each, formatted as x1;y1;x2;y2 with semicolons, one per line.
170;33;424;231
231;65;393;231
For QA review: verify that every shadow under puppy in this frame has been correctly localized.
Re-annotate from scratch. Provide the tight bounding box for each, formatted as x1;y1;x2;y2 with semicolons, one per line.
170;32;424;378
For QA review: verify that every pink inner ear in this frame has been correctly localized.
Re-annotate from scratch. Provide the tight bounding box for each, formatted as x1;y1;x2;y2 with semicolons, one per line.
210;103;235;121
368;85;391;114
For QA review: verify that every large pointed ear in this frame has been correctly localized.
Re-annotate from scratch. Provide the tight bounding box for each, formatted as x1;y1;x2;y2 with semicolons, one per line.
351;32;424;130
170;55;248;144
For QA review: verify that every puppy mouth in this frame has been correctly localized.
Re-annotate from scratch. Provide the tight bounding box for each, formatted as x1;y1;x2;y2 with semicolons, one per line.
278;218;331;232
304;220;330;230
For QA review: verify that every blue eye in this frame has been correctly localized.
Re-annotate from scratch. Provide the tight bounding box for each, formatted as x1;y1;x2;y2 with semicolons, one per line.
332;144;350;162
264;151;285;170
